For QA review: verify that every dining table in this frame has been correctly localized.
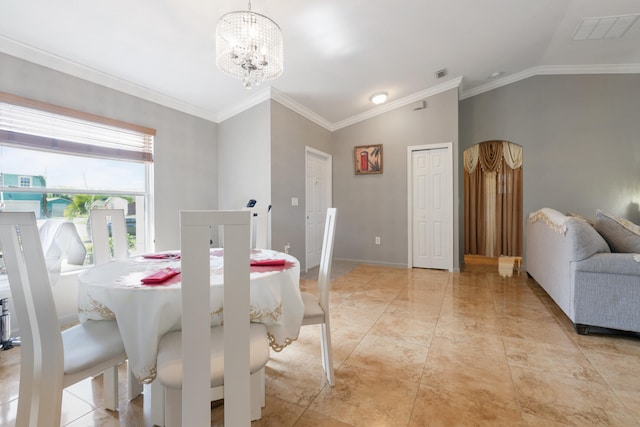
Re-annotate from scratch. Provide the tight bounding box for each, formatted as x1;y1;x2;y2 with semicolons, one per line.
77;248;303;384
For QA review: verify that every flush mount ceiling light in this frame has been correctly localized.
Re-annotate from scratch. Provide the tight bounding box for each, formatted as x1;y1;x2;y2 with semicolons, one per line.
370;92;388;105
216;1;284;89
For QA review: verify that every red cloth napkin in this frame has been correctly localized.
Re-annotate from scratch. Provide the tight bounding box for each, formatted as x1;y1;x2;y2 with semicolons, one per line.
250;259;286;266
143;253;180;259
141;268;180;284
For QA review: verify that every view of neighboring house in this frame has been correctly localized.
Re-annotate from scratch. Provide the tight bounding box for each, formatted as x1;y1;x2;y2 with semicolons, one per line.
90;196;131;214
46;197;72;217
0;173;133;220
0;173;48;218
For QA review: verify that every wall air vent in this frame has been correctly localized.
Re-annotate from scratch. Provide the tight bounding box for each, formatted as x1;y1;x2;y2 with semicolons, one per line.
572;14;639;40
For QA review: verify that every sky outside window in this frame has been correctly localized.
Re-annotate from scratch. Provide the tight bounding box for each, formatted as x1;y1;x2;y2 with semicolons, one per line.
1;146;145;192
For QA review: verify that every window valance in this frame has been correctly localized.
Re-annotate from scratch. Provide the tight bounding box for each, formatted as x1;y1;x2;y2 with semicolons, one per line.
0;92;155;163
463;141;522;173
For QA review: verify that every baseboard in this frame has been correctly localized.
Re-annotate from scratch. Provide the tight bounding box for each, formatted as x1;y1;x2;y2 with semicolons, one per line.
333;257;408;268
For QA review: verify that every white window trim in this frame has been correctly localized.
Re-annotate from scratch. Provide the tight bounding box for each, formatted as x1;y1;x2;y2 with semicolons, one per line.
0;91;156;254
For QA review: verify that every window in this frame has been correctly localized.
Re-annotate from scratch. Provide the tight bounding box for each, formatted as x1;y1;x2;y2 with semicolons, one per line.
18;176;31;187
0;92;155;265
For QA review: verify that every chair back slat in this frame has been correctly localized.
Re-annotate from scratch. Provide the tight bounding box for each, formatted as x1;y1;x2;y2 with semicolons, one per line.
90;209;128;264
317;208;337;312
253;206;269;249
180;210;251;426
0;212;64;426
243;206;270;249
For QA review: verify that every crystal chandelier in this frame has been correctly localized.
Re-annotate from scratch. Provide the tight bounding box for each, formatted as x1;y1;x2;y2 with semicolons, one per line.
215;1;284;89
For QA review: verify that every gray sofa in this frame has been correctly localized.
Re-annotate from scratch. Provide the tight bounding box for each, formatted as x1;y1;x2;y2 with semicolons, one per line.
526;208;640;335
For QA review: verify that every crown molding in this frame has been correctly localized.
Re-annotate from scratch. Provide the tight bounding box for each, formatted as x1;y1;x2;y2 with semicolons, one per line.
215;87;272;122
0;35;219;122
222;80;464;131
4;35;638;127
217;87;334;129
268;88;334;130
331;77;463;131
460;63;640;100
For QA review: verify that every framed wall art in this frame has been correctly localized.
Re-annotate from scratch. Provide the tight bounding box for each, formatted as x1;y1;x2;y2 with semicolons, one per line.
354;144;383;175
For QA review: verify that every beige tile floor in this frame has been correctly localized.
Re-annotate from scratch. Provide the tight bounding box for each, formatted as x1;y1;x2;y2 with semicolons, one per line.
1;257;640;426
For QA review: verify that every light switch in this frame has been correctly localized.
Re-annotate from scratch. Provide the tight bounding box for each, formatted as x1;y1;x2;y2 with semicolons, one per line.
291;197;299;207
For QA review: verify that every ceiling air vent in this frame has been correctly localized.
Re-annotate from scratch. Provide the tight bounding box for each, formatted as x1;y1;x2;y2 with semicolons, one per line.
572;14;640;40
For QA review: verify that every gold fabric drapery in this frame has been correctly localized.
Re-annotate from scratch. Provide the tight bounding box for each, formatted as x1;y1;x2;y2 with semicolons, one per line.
464;141;522;257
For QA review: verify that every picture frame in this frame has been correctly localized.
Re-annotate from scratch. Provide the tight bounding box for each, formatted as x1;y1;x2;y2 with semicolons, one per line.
354;144;383;175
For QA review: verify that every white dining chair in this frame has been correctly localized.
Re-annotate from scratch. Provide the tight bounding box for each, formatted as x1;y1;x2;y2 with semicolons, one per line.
89;208;128;264
154;210;269;426
301;207;337;386
0;212;127;427
89;208;142;399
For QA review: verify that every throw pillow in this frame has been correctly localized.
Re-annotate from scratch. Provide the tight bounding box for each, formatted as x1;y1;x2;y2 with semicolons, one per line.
594;210;640;253
566;211;595;226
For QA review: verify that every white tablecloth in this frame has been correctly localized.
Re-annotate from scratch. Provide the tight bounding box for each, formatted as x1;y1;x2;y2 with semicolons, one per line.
77;248;303;383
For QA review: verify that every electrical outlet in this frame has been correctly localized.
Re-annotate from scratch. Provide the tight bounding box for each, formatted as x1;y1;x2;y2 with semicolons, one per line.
284;243;291;254
375;236;381;245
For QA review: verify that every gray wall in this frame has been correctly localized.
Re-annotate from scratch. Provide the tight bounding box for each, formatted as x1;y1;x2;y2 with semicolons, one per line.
460;74;640;228
271;100;333;269
8;52;638;272
0;52;219;250
332;88;460;269
218;100;271;212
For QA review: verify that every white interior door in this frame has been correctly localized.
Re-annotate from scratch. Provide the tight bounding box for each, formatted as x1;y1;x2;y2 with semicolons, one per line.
411;147;451;270
305;147;332;270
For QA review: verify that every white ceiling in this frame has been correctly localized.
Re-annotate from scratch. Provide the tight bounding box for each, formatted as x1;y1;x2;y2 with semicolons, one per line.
1;0;639;130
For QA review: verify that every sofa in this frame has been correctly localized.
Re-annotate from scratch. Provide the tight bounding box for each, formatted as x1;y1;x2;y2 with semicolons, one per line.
526;208;640;335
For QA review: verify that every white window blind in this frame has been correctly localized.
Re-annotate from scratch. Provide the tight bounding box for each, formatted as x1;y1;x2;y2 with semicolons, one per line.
0;100;154;163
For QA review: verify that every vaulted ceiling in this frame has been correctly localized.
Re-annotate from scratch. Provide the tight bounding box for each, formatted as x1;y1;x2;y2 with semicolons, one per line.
1;0;639;130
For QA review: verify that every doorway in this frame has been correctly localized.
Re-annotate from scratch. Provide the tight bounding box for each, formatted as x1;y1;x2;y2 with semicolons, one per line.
305;147;332;270
463;140;523;258
407;143;453;271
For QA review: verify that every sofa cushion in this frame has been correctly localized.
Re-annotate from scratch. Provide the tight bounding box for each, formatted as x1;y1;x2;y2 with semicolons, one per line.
594;210;640;253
